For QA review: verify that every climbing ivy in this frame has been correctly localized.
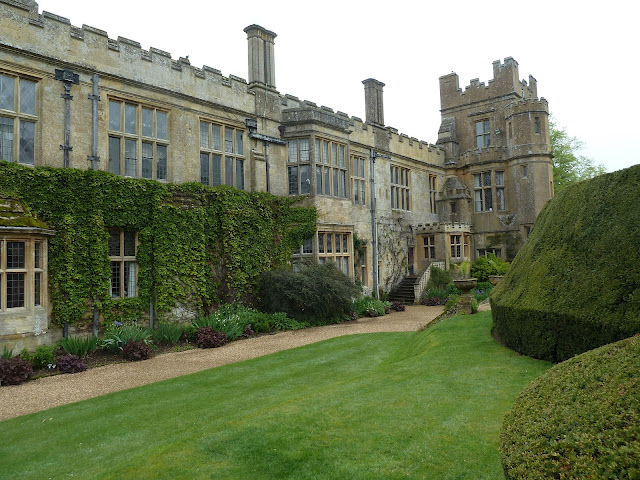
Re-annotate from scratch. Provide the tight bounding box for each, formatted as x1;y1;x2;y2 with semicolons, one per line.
0;161;317;327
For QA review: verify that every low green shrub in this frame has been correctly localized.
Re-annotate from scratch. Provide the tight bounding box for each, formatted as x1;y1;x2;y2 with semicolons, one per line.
424;287;448;300
0;357;33;385
195;327;227;349
59;336;99;357
153;322;184;345
444;295;459;312
352;296;388;318
428;266;451;290
102;323;152;353
122;341;152;361
259;263;360;324
501;334;640;479
250;312;308;333
471;254;509;283
31;345;58;370
193;304;252;341
1;346;12;359
57;354;87;374
472;282;493;302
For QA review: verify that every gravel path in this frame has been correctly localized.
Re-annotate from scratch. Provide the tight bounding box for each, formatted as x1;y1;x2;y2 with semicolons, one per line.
0;305;444;421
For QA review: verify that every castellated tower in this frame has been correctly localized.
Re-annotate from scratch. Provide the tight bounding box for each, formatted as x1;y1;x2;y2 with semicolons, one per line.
436;57;553;259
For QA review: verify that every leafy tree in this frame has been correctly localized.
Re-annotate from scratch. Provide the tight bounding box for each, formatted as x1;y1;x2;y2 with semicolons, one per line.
550;116;606;192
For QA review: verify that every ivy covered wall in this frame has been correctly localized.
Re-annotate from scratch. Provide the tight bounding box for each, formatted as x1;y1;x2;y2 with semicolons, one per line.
0;161;317;326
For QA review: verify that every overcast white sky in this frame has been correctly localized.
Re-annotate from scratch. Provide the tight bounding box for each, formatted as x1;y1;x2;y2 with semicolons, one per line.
40;0;639;173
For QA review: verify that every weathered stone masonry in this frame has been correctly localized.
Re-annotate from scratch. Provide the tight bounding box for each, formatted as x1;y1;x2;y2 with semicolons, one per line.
0;0;552;349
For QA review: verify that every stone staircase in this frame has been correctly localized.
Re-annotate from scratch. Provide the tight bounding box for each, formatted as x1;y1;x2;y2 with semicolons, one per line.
388;274;419;304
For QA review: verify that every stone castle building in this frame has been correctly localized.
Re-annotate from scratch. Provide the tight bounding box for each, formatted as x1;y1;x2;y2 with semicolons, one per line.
0;0;553;348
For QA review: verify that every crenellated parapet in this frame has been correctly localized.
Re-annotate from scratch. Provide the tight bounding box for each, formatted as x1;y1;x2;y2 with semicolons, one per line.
440;57;537;111
504;97;549;119
0;0;252;105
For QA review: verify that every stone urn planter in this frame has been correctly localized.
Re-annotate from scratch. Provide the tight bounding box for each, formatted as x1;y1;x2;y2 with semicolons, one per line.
453;278;477;315
489;275;504;286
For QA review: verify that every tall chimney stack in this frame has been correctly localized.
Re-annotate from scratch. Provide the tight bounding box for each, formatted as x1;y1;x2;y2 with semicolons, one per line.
244;25;277;89
362;78;385;126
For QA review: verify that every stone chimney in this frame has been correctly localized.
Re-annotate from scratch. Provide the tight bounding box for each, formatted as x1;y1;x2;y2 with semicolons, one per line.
244;25;277;89
362;78;385;126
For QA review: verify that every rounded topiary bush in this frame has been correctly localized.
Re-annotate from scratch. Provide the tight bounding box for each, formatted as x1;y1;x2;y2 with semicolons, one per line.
491;165;640;362
501;334;640;479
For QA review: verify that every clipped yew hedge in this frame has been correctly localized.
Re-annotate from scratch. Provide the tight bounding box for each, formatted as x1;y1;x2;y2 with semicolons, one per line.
501;334;640;479
490;165;640;362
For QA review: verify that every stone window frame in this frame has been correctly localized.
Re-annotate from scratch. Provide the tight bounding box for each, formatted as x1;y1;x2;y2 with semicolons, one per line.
0;71;38;165
390;165;411;211
423;235;436;260
200;120;245;190
108;98;169;180
287;138;311;195
313;138;348;198
475;119;491;149
473;171;501;212
450;234;471;259
0;235;48;312
477;248;502;259
317;230;351;276
428;174;438;214
108;229;138;299
351;154;367;205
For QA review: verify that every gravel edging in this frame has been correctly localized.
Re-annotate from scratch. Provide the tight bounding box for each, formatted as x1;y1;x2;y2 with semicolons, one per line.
0;305;444;421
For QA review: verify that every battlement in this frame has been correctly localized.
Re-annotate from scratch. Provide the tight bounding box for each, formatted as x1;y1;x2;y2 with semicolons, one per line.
504;97;549;118
0;0;252;104
440;57;538;111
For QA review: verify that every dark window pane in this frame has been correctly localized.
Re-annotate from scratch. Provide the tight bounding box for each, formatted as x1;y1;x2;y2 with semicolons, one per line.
157;145;167;180
108;230;120;256
34;272;41;306
156;111;167;140
110;262;120;298
200;153;209;185
7;242;25;268
124;139;137;177
7;273;24;308
34;242;41;269
288;166;298;195
108;136;121;175
142;142;153;179
0;74;15;111
212;155;221;186
124;104;136;134
108;101;121;131
0;116;13;161
225;157;233;186
300;165;310;194
20;79;36;115
19;121;35;165
124;231;136;256
236;159;244;190
142;108;153;137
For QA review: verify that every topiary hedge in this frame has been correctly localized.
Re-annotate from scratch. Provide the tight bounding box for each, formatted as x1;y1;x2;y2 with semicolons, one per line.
501;334;640;479
490;165;640;362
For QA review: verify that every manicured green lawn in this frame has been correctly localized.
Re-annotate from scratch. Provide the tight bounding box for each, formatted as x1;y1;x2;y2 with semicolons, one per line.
0;312;550;479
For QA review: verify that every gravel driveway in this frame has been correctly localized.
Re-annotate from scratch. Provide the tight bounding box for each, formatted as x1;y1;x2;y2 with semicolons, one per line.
0;305;443;421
